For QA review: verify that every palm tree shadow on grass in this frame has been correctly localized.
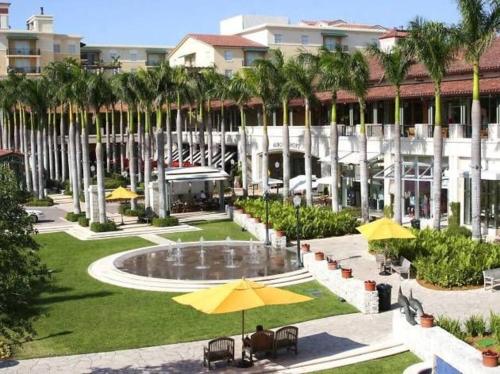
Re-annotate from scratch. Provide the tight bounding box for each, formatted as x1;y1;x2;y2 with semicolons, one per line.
35;291;114;306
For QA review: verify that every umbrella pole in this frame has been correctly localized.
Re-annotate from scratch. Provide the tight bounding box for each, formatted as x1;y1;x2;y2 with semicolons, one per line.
241;310;245;342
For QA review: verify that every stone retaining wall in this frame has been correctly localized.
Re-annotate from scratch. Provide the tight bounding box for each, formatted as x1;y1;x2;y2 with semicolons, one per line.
302;252;379;314
230;207;287;248
393;311;496;373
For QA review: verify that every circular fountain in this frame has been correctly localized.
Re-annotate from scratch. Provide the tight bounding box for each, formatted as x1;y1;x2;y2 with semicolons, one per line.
88;237;311;292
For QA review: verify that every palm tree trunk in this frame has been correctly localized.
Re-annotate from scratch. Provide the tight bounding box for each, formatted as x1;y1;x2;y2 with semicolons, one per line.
6;113;11;149
176;108;183;167
43;120;48;175
394;90;402;223
120;103;125;173
156;110;167;218
37;116;45;199
60;109;67;182
199;106;206;167
13;109;18;150
95;112;107;223
105;109;111;173
330;97;340;212
75;116;82;192
53;109;60;181
144;110;152;208
220;107;225;171
471;62;481;240
128;110;137;210
432;85;443;230
166;106;173;166
304;99;313;206
207;109;213;166
48;111;55;181
30;112;38;195
81;111;91;219
68;104;81;214
137;112;143;183
111;108;117;173
22;109;31;192
262;106;269;192
282;100;290;200
239;106;248;197
359;99;369;223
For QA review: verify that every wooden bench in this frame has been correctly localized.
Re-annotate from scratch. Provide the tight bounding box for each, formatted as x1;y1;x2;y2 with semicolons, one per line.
203;337;234;370
483;268;500;291
391;256;412;280
242;330;275;363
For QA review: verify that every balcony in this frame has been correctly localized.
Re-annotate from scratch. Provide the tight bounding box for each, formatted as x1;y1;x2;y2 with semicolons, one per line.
8;66;41;74
7;48;40;56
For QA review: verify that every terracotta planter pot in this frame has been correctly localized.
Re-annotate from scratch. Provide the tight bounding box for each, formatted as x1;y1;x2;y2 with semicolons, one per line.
341;268;352;279
364;280;376;291
482;350;499;368
420;314;434;328
254;217;261;223
315;252;325;261
275;230;285;237
301;243;311;253
328;261;338;270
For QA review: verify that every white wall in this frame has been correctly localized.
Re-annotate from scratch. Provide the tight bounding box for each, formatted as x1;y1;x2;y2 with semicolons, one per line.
220;15;289;35
169;38;214;68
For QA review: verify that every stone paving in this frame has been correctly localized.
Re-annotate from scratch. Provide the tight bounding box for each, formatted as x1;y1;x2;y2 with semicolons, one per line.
306;234;500;319
0;312;395;374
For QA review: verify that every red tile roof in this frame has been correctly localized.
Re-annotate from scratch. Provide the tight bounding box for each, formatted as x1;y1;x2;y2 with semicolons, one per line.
300;19;386;31
188;34;266;48
379;29;408;40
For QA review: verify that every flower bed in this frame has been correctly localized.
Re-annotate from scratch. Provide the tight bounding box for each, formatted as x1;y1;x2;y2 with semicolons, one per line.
370;228;500;288
234;198;358;240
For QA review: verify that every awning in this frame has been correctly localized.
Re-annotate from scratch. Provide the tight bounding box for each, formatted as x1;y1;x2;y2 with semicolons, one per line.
6;33;38;40
320;151;381;165
165;166;230;183
289;175;319;193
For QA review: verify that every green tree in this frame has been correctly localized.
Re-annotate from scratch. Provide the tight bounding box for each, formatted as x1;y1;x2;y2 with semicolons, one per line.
0;164;48;345
367;43;414;223
456;0;500;239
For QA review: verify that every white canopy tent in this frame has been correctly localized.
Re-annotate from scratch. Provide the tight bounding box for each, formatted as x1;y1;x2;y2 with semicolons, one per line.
289;175;319;193
319;151;381;165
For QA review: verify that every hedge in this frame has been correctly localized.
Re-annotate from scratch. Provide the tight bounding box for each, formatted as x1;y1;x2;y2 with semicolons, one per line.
25;197;54;207
235;198;358;239
90;221;118;232
65;212;85;222
152;216;179;227
78;216;90;227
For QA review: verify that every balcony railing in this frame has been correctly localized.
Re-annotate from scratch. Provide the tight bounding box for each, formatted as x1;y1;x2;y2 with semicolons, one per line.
7;48;40;56
8;66;41;74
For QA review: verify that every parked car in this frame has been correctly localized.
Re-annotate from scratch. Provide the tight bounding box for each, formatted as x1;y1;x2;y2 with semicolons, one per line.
26;209;44;223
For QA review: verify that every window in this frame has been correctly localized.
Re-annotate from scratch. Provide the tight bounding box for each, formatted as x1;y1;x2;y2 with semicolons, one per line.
224;69;233;77
129;50;138;61
53;43;60;53
109;50;118;60
274;34;283;44
223;50;233;61
244;51;265;66
323;36;336;51
301;35;309;45
67;43;76;54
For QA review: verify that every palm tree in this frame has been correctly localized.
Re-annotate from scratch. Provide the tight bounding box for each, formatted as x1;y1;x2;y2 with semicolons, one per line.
241;61;274;192
228;72;252;197
456;0;500;239
407;18;459;230
367;43;414;223
347;51;370;222
173;66;190;167
86;72;110;223
286;54;318;206
318;47;351;212
188;70;209;167
209;72;231;171
201;68;222;168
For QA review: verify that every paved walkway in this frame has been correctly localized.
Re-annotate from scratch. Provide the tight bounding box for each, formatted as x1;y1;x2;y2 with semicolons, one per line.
0;313;397;374
306;235;500;319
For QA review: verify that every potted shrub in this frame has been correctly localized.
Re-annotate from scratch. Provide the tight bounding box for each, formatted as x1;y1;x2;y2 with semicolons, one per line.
315;251;325;261
301;243;311;253
420;314;435;328
0;340;11;360
267;221;273;229
254;217;261;223
273;223;285;237
341;268;352;279
327;259;338;270
482;350;499;368
364;280;376;291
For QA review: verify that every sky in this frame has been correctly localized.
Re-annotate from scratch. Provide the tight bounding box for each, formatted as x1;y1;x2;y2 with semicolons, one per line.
10;0;461;46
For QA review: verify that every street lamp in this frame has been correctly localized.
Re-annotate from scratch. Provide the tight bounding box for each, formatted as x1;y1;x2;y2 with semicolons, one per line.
263;188;270;246
293;194;302;268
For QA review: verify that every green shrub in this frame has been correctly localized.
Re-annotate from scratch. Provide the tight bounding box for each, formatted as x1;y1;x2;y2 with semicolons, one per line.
0;340;11;359
92;173;127;189
465;315;487;337
152;216;179;227
119;203;145;217
65;212;85;222
78;216;90;227
445;225;471;238
90;221;118;232
25;196;54;207
437;316;466;341
490;312;500;343
383;204;393;218
235;198;358;239
448;202;461;228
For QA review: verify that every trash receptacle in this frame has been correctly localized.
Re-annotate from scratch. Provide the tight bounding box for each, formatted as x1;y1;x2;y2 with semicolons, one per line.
377;283;392;312
410;219;420;229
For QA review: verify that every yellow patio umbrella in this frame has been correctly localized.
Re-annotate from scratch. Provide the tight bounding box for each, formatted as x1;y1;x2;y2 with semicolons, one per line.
173;278;312;341
106;187;139;225
356;218;415;275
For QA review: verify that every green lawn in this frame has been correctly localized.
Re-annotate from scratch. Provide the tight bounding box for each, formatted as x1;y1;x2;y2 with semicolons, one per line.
314;352;421;374
163;219;255;241
18;232;356;359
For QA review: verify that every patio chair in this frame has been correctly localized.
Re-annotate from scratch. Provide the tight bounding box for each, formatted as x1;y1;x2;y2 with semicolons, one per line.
274;326;298;357
391;256;412;280
483;268;500;291
242;330;275;363
203;337;234;370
